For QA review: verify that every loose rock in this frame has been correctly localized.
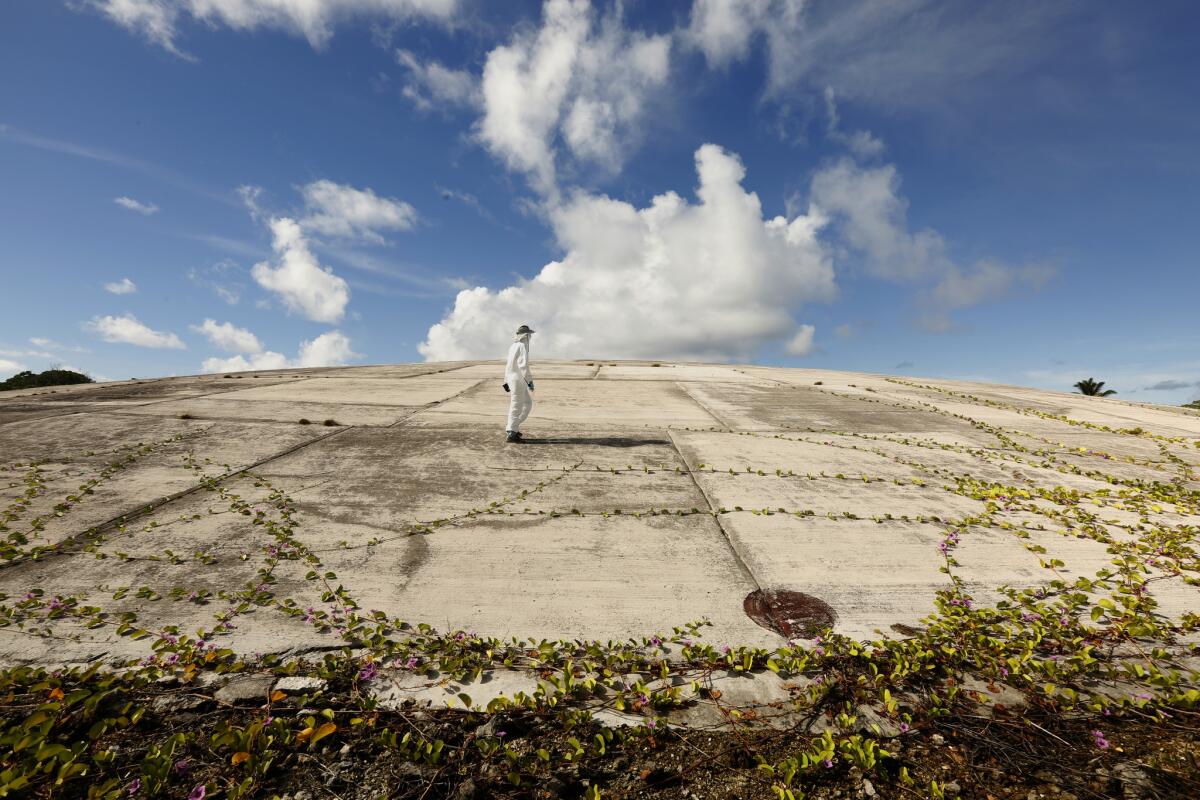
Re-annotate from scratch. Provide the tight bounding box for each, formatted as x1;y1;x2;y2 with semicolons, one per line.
214;673;274;704
274;676;327;693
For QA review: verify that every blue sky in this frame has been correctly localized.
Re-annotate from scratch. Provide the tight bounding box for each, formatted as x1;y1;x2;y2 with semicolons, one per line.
1;0;1197;404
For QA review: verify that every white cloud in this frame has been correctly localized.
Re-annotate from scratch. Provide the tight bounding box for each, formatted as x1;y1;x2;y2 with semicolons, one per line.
104;277;138;295
395;49;480;111
297;330;358;367
0;358;27;377
684;0;794;69
201;351;290;373
113;196;159;215
84;314;186;349
29;337;89;353
809;158;949;282
823;87;884;159
420;144;834;362
784;324;816;356
810;157;1054;330
477;0;671;197
200;330;358;373
685;0;1073;107
2;347;56;359
251;218;351;323
191;319;262;354
918;262;1053;332
298;180;419;242
91;0;459;57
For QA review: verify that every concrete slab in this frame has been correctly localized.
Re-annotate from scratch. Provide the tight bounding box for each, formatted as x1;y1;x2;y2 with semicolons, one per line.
684;383;986;434
353;514;774;646
715;516;951;638
596;364;772;384
2;360;1197;669
408;379;720;429
214;375;482;407
117;396;419;426
435;362;600;380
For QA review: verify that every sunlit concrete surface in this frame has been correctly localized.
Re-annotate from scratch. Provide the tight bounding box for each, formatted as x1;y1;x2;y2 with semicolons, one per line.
2;360;1198;665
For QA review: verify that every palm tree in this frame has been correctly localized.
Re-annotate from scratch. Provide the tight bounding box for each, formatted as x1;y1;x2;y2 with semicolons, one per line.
1074;378;1116;397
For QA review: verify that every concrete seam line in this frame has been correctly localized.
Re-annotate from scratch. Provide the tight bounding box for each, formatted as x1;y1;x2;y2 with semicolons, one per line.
0;377;311;422
676;382;732;429
0;408;89;427
112;377;315;410
56;410;366;428
666;429;764;595
6;424;356;570
387;378;489;428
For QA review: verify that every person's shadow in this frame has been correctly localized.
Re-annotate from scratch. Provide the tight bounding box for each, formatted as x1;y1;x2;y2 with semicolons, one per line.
519;436;670;448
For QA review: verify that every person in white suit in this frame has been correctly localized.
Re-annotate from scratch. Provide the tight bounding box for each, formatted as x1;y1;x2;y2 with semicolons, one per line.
504;324;535;443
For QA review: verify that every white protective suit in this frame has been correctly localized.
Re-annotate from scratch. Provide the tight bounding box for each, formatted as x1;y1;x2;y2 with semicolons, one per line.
505;333;534;433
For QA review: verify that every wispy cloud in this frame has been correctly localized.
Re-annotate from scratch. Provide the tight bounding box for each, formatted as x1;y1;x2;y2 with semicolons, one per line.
88;0;459;59
114;196;159;215
318;245;463;295
188;259;246;305
29;337;89;353
104;277;138;295
186;233;269;260
1;124;233;204
437;186;497;223
1143;379;1198;392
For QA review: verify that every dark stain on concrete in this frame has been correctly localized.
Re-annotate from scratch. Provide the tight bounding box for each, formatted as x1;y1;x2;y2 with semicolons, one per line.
744;589;837;639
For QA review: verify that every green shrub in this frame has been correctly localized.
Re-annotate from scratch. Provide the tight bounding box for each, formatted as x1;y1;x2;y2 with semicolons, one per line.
0;369;94;392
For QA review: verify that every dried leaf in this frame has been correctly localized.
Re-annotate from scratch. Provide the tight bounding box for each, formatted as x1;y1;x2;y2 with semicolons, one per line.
310;721;337;746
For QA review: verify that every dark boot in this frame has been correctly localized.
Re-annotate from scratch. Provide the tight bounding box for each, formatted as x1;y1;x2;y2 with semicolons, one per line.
506;431;521;443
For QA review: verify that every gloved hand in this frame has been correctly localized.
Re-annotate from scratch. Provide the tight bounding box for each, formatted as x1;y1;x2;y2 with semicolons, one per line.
528;381;534;391
502;383;510;393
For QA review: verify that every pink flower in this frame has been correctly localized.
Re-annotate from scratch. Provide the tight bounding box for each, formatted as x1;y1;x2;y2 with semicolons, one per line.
127;778;141;795
188;785;207;800
1091;729;1110;750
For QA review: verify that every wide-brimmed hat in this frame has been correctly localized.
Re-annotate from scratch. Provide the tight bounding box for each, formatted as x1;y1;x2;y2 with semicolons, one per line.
515;324;535;335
